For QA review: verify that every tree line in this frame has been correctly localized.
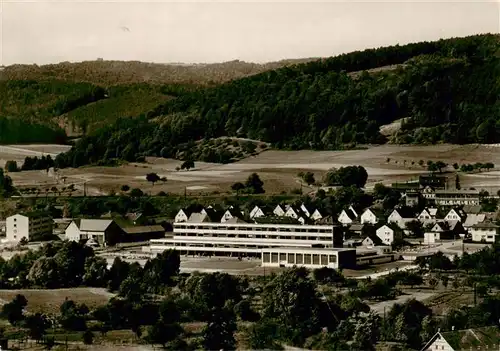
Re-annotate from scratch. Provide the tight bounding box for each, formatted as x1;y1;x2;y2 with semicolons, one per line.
50;34;500;168
3;241;500;349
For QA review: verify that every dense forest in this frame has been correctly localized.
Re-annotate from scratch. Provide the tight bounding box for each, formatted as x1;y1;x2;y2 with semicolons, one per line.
52;34;500;168
0;80;192;143
2;34;499;166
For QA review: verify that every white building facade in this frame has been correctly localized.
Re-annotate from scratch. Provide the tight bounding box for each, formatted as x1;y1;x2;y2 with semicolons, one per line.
6;213;52;243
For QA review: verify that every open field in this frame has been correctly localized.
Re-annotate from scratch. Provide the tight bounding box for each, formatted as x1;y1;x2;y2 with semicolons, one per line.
4;143;500;195
0;288;114;314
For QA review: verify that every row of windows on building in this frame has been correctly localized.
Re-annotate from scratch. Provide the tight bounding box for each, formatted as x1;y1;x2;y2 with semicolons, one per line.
262;252;337;265
175;226;333;233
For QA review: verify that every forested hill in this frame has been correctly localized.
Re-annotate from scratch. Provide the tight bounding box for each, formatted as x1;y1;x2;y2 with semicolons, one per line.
1;58;317;87
52;33;500;168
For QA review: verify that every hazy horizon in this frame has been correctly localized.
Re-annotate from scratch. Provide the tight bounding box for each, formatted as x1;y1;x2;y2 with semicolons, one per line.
1;0;499;66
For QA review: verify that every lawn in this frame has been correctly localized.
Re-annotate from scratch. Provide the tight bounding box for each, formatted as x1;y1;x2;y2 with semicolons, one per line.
0;288;115;314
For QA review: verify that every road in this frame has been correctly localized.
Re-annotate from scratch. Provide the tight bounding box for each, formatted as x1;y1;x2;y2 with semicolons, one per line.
353;264;419;280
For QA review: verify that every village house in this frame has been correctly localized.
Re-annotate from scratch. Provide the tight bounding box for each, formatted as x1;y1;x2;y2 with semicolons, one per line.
65;219;124;246
285;206;308;224
273;204;286;216
221;208;244;223
417;208;438;224
421;326;500;351
360;208;381;225
423;187;481;206
6;212;53;243
361;234;383;247
470;222;500;243
249;205;269;219
338;207;358;226
444;208;466;222
122;225;166;242
388;208;415;229
175;209;192;223
376;224;401;245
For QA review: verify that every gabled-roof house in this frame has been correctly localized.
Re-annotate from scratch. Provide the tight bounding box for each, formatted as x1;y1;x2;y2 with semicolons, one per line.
376;224;402;246
65;219;124;246
221;208;244;223
361;234;384;247
471;221;500;243
175;209;192;223
249;205;271;219
388;207;415;229
418;208;438;223
421;326;500;351
444;208;466;222
338;208;358;226
273;204;286;217
360;208;382;225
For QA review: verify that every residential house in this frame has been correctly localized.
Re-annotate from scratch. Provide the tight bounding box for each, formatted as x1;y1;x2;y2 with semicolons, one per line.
6;212;53;243
417;208;438;223
444;208;466;222
310;209;323;221
338;208;358;226
285;206;308;224
388;208;415;229
273;204;286;217
221;208;244;223
471;222;500;243
65;219;124;246
175;209;192;223
202;208;223;222
376;224;401;246
420;326;500;351
300;203;323;221
463;213;487;232
249;206;268;219
360;208;381;225
361;234;383;247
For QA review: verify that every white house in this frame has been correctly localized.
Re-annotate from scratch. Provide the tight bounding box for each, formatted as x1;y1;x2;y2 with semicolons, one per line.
273;205;286;217
300;204;311;218
417;208;438;223
6;212;53;243
444;208;465;222
284;207;307;224
221;209;244;223
463;213;486;231
388;208;415;229
360;209;379;224
376;224;400;245
65;219;123;246
421;326;500;351
249;206;266;219
174;209;191;223
310;209;323;221
470;222;499;243
338;208;358;226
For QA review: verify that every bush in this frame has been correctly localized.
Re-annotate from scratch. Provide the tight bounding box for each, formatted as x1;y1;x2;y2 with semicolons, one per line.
120;185;130;192
129;188;144;197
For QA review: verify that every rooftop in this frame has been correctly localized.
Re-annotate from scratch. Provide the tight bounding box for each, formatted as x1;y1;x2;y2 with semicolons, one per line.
423;326;500;351
74;219;114;232
123;225;165;234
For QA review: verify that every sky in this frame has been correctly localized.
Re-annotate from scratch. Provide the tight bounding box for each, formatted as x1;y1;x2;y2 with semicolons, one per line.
1;0;499;66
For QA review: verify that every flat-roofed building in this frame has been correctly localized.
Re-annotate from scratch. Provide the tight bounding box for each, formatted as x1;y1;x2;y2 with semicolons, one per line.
148;221;344;258
6;212;53;243
261;247;356;269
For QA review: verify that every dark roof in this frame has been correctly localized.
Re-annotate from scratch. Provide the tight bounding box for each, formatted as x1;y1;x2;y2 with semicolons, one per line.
254;216;301;225
125;212;143;221
349;223;365;232
204;208;223;222
422;327;500;351
19;211;51;219
342;208;358;220
472;222;499;229
393;207;415;219
363;234;383;246
123;225;165;234
463;205;482;214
